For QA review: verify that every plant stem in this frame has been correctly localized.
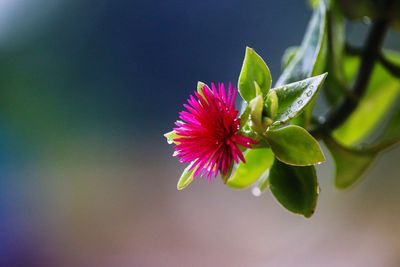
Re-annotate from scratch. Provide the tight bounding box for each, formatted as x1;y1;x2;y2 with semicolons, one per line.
312;16;390;139
379;52;400;78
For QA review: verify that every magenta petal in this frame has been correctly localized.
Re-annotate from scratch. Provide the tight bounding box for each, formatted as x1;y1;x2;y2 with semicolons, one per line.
171;82;257;179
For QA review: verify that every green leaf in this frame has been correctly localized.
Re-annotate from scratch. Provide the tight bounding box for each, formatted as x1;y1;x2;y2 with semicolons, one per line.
281;46;299;70
275;2;326;128
322;5;347;106
269;159;318;218
384;49;400;63
380;106;400;144
239;103;269;147
265;125;325;166
238;47;272;102
324;135;376;189
271;73;327;124
239;108;267;147
333;52;400;146
164;130;179;145
275;1;326;86
226;148;274;189
265;90;278;120
308;0;320;9
177;164;195;190
333;82;399;146
249;83;264;132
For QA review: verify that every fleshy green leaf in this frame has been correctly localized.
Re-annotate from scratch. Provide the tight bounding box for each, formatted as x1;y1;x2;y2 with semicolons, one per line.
239;104;269;147
308;0;320;9
226;148;274;189
275;1;326;86
265;125;325;166
271;73;327;124
238;47;272;102
281;46;299;70
322;5;347;106
239;110;267;147
265;90;278;120
177;164;195;190
275;1;326;128
249;83;264;133
383;49;400;66
164;130;179;145
333;82;399;146
333;51;400;146
379;106;400;144
269;159;318;218
324;135;376;189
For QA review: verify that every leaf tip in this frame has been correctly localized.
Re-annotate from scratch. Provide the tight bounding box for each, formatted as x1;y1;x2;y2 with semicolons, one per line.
245;46;254;53
197;81;205;90
320;72;328;80
315;149;326;165
303;210;315;218
177;183;185;190
164;130;178;145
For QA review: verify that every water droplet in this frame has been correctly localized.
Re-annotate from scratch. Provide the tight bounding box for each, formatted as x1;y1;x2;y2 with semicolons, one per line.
362;16;371;24
252;187;262;197
318;116;326;124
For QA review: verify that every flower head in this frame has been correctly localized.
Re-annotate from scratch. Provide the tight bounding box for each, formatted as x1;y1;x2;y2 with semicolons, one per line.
173;82;257;180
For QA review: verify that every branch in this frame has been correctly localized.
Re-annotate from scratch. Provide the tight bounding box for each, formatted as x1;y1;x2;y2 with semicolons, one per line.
344;43;400;78
312;16;390;139
379;52;400;78
345;44;400;78
344;43;362;56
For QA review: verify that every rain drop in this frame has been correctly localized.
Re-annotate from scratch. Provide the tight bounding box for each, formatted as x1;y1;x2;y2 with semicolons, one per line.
252;187;262;197
318;116;326;124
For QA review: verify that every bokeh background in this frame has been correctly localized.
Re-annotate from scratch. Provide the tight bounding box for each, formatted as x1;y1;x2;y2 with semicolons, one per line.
0;1;399;266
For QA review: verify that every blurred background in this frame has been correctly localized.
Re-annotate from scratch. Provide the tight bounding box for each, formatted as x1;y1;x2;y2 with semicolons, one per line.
0;0;399;266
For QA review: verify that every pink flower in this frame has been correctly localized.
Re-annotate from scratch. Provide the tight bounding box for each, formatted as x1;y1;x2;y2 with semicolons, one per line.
173;82;257;180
